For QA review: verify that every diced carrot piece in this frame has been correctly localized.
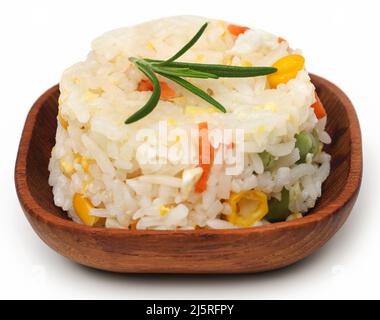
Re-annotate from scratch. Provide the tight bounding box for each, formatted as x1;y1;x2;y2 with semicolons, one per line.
312;93;327;119
278;37;286;43
137;79;154;91
159;81;176;101
195;122;213;193
227;142;235;149
137;79;176;101
227;24;250;36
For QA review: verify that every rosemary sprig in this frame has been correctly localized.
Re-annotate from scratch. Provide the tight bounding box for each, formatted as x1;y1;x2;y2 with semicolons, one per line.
146;59;277;78
126;22;277;124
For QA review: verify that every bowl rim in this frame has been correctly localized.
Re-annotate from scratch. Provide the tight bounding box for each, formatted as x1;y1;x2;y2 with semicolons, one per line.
15;74;363;237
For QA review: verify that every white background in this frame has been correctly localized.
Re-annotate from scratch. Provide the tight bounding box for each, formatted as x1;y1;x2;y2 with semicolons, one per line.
1;0;379;299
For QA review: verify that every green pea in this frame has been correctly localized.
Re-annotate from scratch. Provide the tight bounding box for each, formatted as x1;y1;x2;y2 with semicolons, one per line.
259;151;276;170
266;188;290;223
295;131;313;163
310;129;321;155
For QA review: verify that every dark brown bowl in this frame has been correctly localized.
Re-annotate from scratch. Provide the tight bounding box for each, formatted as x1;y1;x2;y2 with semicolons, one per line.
15;74;362;273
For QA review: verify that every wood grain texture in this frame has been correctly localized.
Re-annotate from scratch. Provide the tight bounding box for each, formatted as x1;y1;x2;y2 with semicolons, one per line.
15;74;362;273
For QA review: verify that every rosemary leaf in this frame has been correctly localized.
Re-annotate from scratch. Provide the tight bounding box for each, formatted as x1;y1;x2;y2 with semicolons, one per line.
159;22;208;65
150;59;277;78
152;65;218;79
125;61;161;124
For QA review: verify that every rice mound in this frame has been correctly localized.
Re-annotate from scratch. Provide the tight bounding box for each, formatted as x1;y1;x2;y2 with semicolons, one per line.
48;16;331;230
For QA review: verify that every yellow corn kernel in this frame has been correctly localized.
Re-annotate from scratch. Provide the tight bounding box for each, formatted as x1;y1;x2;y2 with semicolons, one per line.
58;112;68;129
222;56;233;65
196;54;205;63
73;193;100;226
185;105;217;115
146;40;155;50
160;203;176;217
167;117;176;126
72;77;81;84
268;54;305;89
218;20;226;28
74;154;94;173
227;190;268;227
89;87;104;95
250;125;266;135
160;206;170;217
59;94;68;105
81;157;94;173
81;157;90;172
74;154;82;164
264;103;279;112
253;103;278;113
85;88;104;101
60;159;75;177
258;126;266;134
241;60;253;67
109;54;122;64
171;96;187;104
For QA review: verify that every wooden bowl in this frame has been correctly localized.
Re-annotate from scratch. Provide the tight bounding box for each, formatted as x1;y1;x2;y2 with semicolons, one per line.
15;74;362;273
